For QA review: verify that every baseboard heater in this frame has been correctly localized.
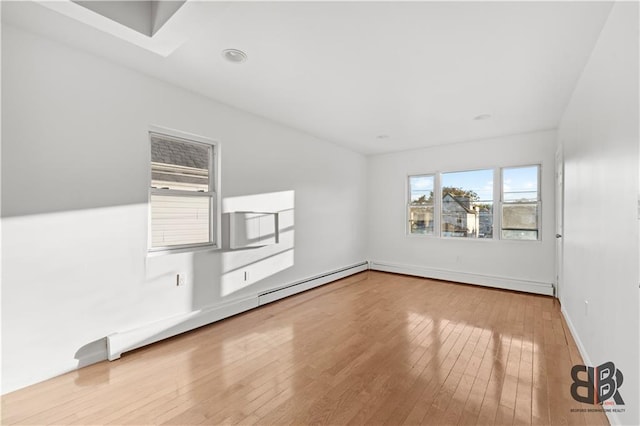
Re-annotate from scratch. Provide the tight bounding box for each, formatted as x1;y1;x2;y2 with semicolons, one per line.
106;261;368;360
258;261;369;305
369;261;554;296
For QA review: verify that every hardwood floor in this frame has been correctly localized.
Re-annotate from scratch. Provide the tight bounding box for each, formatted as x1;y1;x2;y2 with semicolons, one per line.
2;271;609;425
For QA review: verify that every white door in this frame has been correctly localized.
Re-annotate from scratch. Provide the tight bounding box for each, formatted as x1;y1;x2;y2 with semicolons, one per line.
555;146;564;301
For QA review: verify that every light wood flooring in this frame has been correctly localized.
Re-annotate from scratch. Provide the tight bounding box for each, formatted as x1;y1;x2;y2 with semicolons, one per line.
2;271;609;425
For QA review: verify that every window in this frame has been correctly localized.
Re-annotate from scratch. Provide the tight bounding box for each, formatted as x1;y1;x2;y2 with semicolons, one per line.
408;165;541;241
441;169;493;238
501;165;540;240
408;175;435;235
149;129;219;252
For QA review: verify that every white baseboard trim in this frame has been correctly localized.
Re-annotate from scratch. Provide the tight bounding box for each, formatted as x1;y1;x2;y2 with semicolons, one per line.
560;306;622;426
106;261;369;361
258;261;369;305
369;261;554;296
560;305;592;366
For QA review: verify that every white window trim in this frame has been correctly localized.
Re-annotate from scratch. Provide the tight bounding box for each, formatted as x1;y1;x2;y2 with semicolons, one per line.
434;172;442;237
147;125;221;255
407;163;543;242
406;173;437;237
493;167;501;240
439;167;495;240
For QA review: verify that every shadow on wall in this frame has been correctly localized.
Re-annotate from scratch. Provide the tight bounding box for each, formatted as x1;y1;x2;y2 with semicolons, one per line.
193;190;296;308
83;190;296;364
1;202;151;393
55;191;295;374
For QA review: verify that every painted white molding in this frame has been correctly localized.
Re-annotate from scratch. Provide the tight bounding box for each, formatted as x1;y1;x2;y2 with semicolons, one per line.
258;261;369;305
369;261;554;296
561;306;593;366
106;261;369;360
561;307;621;426
76;343;109;369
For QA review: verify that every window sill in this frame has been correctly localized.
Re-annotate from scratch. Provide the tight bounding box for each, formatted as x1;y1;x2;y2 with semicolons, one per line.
406;234;543;243
147;244;220;257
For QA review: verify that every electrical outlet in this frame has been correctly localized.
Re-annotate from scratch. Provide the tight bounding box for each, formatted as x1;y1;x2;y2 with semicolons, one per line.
177;274;186;287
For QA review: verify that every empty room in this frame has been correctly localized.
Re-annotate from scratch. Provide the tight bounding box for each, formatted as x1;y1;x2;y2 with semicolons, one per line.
1;1;638;425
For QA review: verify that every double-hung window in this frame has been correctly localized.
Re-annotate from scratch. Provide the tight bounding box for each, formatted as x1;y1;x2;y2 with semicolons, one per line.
149;129;220;252
408;175;435;235
501;165;540;240
407;164;541;240
441;169;494;239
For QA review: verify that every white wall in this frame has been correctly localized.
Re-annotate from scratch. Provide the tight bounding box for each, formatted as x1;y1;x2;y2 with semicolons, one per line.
1;24;367;393
557;2;639;425
367;130;557;291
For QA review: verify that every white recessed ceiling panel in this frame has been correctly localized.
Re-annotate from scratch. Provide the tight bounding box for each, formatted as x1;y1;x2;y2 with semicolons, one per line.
2;1;614;154
34;0;193;56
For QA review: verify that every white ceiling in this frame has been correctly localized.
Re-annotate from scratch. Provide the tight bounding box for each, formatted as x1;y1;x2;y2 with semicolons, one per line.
2;1;614;155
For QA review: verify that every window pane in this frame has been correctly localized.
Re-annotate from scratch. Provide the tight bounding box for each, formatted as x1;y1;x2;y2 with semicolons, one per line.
441;169;493;238
503;166;538;202
150;195;210;248
502;230;538;240
502;165;540;240
409;175;434;203
502;203;538;230
151;136;210;192
409;205;434;235
409;175;434;235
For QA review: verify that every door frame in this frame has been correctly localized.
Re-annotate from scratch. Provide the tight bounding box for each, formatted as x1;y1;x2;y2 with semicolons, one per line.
555;144;564;302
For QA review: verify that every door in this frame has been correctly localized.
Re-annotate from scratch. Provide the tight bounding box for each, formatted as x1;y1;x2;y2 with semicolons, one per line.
555;146;564;301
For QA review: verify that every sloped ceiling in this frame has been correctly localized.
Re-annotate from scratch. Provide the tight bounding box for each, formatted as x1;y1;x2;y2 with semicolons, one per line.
2;1;614;155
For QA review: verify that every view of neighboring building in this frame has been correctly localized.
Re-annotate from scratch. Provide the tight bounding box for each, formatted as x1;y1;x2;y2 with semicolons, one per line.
408;201;434;234
478;206;493;238
442;193;480;237
409;193;493;238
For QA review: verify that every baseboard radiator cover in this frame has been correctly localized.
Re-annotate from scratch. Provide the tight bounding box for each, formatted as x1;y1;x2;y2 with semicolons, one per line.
369;261;554;296
258;261;369;305
106;296;258;361
106;261;369;360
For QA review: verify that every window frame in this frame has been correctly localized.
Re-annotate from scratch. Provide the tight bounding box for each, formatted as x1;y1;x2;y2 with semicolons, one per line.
406;164;542;242
440;167;495;240
500;164;542;241
407;173;437;237
148;125;221;255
